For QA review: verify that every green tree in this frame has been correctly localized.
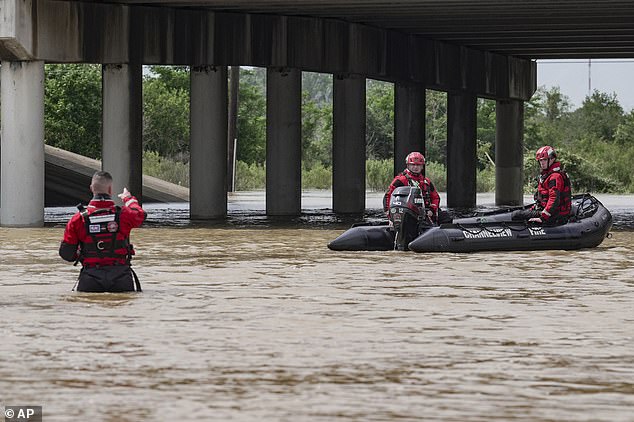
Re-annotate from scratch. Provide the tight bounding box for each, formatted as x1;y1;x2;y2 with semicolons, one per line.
147;66;189;91
366;80;394;160
44;64;102;158
236;70;266;164
544;86;571;121
476;98;496;170
143;66;190;160
524;86;574;151
302;91;332;168
614;110;634;146
303;71;332;104
425;89;447;164
571;90;623;142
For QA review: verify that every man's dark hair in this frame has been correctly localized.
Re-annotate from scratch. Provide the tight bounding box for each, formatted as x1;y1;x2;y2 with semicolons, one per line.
91;171;113;194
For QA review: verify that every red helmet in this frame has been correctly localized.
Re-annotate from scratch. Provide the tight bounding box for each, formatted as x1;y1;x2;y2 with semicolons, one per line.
406;152;425;166
535;146;556;161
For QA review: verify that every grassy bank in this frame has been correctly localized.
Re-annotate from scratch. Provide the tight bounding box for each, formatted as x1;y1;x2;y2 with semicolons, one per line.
143;152;497;192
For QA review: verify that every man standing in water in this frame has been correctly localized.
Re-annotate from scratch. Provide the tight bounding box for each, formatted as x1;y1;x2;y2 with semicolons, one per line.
59;171;146;292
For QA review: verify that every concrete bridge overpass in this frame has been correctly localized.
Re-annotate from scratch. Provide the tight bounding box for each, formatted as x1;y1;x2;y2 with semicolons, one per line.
1;0;633;226
44;145;188;207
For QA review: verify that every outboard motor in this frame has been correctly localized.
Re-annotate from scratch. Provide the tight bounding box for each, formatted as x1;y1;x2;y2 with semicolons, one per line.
388;186;428;250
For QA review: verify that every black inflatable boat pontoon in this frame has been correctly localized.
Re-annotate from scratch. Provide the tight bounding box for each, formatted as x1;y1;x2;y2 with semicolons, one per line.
328;194;612;252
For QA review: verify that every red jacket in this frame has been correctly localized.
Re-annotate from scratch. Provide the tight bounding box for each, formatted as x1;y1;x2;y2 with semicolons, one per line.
60;195;146;267
385;169;441;215
535;161;571;221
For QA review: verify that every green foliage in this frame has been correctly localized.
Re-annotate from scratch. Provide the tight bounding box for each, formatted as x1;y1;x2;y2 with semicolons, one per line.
425;90;447;164
44;64;102;158
477;166;496;193
143;150;190;186
234;160;266;190
476;99;496;171
41;63;634;194
303;72;333;104
146;66;189;91
236;69;266;164
302;89;332;168
143;68;190;160
524;86;574;151
477;99;496;147
572;90;623;141
615;110;634;146
524;86;634;193
302;164;331;189
366;159;392;191
366;80;394;160
425;162;447;192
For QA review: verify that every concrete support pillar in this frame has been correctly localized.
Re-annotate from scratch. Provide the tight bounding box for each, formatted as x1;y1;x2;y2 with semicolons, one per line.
1;61;45;227
190;66;228;219
333;75;366;213
394;82;426;176
447;92;477;209
266;67;302;216
495;99;525;206
102;64;143;202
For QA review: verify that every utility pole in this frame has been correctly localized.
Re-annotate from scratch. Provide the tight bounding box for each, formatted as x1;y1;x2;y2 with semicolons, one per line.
588;59;592;96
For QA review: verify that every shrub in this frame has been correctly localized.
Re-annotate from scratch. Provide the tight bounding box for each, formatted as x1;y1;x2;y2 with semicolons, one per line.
303;164;331;189
425;162;447;191
235;161;266;190
143;150;189;186
366;159;392;191
476;166;496;192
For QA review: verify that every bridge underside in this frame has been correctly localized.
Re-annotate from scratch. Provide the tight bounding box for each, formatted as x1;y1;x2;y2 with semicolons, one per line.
1;0;630;226
99;0;634;59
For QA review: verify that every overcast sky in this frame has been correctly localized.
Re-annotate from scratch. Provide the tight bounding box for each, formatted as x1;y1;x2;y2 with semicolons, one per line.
536;59;634;112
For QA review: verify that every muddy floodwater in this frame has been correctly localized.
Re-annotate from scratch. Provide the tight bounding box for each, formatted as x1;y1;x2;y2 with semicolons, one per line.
1;192;633;421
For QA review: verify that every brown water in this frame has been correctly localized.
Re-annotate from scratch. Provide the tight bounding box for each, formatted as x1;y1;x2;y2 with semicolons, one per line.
1;226;633;421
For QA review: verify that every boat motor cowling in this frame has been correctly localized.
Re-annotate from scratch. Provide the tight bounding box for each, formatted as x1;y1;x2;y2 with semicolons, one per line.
388;186;426;250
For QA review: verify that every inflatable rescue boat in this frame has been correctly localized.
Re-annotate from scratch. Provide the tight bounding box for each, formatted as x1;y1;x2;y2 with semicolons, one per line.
327;188;612;253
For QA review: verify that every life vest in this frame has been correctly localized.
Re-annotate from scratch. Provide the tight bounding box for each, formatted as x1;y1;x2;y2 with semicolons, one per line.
384;169;439;214
78;205;132;263
402;171;434;209
535;163;572;219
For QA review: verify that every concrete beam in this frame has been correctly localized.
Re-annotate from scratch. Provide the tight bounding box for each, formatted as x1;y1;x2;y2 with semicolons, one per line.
1;60;45;227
